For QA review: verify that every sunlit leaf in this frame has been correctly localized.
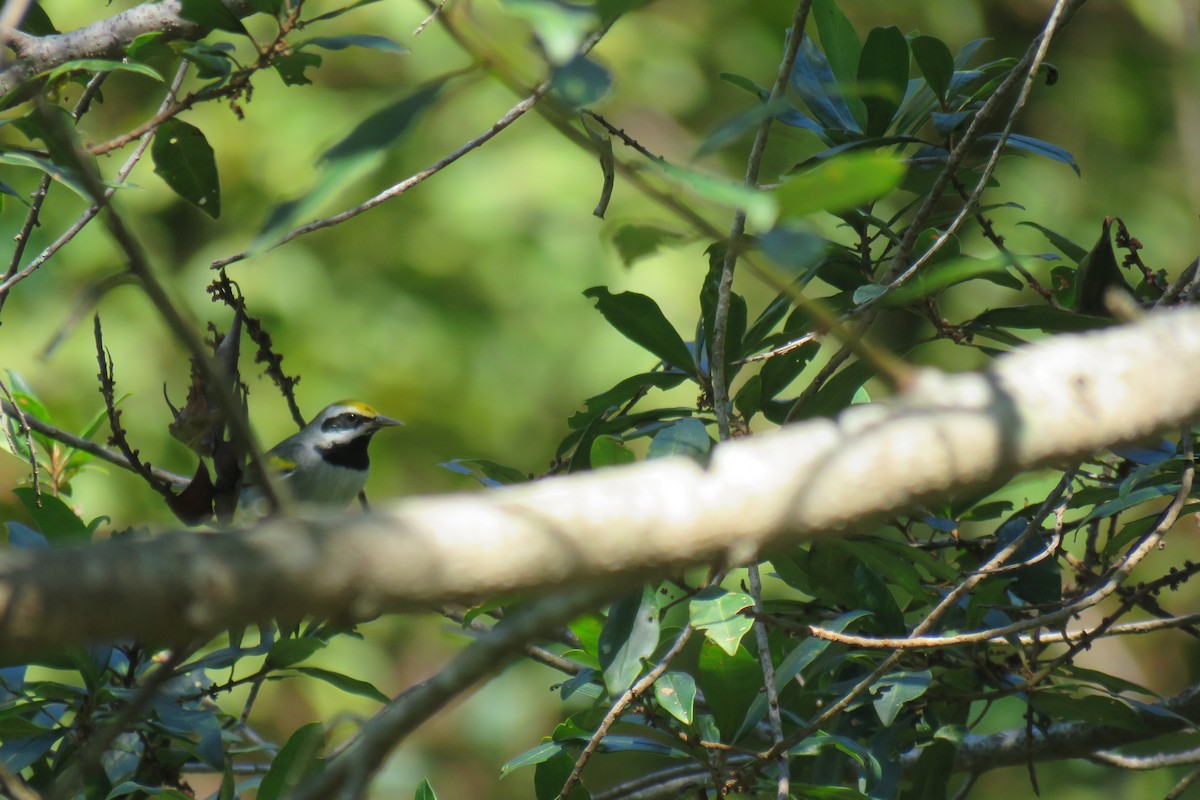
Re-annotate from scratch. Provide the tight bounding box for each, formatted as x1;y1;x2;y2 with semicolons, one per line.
689;588;753;656
598;585;659;694
776;152;906;218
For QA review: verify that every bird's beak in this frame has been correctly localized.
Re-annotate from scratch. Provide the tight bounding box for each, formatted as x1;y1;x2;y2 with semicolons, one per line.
374;415;403;429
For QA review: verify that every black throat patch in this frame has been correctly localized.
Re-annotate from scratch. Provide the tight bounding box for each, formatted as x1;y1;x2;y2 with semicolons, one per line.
318;433;373;470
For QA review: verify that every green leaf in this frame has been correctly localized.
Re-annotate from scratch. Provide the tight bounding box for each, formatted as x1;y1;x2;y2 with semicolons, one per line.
610;224;686;267
598;585;659;694
127;32;175;63
982;131;1080;176
736;609;870;739
567;371;688;430
759;341;819;402
857;26;909;137
812;0;861;88
757;224;828;274
589;435;635;468
1074;217;1129;316
1018;221;1088;262
1029;692;1147;732
901;738;956;800
42;59;163;85
306;0;385;24
500;740;565;778
273;51;323;86
792;35;860;133
689;588;754;656
911;35;955;103
264;637;325;669
501;0;597;63
321;81;444;164
695;97;793;158
180;42;234;80
256;722;324;800
873;670;932;726
696;642;761;742
13;488;89;545
784;359;877;422
852;562;905;634
967;305;1111;334
776;152;907;218
178;0;249;35
438;458;529;487
583;287;694;372
294;667;389;703
0;150;90;200
653;671;696;724
551;54;611;108
258;82;444;246
881;255;1022;307
152;119;220;218
299;34;408;53
414;778;438;800
652;160;777;229
646;418;711;464
1080;484;1178;525
534;751;590;800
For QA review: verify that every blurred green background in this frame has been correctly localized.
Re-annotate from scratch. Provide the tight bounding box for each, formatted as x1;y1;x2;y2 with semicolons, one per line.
3;0;1200;796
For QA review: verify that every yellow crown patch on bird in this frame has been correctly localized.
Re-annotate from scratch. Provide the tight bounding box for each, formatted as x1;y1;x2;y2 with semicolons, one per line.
240;400;402;514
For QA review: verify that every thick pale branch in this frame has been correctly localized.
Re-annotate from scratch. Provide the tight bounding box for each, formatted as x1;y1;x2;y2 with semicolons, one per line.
947;685;1200;773
1;0;256;97
2;309;1200;659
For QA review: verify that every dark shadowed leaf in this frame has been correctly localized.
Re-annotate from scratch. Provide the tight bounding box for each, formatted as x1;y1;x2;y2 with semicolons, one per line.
857;26;909;137
299;34;408;53
911;35;955;103
152;119;220;218
584;286;695;372
256;723;324;800
792;35;860;132
981;132;1080;176
179;0;249;35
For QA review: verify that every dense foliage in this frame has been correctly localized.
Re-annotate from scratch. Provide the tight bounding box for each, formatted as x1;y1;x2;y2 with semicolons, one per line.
3;1;1200;799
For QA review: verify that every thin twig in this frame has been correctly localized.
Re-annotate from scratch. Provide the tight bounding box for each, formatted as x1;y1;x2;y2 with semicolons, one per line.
0;398;188;486
210;82;550;270
558;626;695;799
752;466;1078;772
0;62;188;302
712;0;813;439
874;0;1086;291
45;646;194;800
293;586;614;800
0;376;38;501
747;564;787;798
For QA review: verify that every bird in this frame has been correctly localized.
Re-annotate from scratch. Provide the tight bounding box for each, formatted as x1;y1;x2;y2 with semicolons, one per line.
239;400;402;514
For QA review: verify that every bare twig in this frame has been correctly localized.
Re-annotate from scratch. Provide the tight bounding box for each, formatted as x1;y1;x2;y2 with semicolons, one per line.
293;587;614;800
0;62;188;303
45;646;194;800
747;564;787;798
0;375;38;500
558;626;695;799
0;398;189;486
712;0;813;439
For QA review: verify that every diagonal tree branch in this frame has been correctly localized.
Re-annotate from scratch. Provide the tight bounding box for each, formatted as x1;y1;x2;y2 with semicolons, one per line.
2;309;1200;662
0;0;256;97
